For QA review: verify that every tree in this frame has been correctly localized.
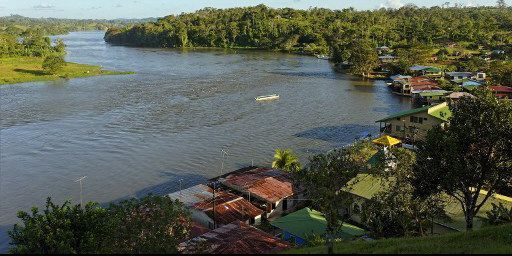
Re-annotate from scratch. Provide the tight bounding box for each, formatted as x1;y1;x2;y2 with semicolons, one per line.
9;198;109;254
362;148;446;238
42;55;66;74
9;195;192;254
299;141;376;254
272;148;301;173
347;39;379;77
497;0;507;8
103;195;191;254
412;91;512;230
486;203;512;226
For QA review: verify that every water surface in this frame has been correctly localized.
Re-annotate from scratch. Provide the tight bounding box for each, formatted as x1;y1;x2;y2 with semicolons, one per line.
0;31;411;251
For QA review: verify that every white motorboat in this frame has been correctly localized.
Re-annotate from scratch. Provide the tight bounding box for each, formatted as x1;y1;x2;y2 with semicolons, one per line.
255;94;280;101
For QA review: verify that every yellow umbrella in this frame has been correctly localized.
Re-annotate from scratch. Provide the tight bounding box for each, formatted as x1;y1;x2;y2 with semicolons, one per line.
372;135;401;147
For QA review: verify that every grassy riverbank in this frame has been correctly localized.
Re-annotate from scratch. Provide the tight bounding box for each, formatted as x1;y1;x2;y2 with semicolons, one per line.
284;224;512;254
0;57;133;85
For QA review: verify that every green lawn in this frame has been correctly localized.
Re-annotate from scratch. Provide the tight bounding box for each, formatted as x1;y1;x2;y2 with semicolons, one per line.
283;224;512;254
0;57;133;85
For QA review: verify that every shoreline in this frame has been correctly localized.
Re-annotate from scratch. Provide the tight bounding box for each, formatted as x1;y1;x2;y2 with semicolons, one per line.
0;57;134;86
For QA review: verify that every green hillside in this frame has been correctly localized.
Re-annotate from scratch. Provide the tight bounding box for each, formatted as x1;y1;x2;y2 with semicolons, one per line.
284;224;512;254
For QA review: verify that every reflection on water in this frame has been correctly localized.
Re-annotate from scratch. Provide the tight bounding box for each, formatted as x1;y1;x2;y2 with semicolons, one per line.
0;31;411;251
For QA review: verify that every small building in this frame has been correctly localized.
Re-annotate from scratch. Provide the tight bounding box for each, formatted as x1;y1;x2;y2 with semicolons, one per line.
378;55;395;64
490;86;512;99
445;72;486;82
168;184;264;229
270;207;366;245
343;174;512;233
412;90;450;107
376;46;390;55
216;167;305;218
376;102;452;142
179;221;291;254
445;92;475;104
390;76;441;97
409;65;443;77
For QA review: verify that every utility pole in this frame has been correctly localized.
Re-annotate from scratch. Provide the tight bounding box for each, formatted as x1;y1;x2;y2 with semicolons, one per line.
179;178;183;196
74;176;87;208
212;181;217;229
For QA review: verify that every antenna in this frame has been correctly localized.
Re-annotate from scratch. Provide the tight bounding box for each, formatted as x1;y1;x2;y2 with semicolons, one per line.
74;176;87;208
220;148;229;176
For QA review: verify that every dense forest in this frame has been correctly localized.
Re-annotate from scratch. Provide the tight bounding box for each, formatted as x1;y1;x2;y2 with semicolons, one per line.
0;15;156;36
104;5;512;57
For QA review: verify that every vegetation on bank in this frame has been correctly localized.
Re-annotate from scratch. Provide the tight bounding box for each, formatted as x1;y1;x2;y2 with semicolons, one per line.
284;223;512;254
0;57;132;85
104;4;512;77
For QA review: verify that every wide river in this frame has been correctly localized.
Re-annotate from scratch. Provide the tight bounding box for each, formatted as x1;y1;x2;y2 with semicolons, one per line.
0;31;411;251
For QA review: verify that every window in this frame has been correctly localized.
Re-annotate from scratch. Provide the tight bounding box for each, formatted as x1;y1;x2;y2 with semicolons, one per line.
410;116;423;124
249;218;255;225
396;125;402;131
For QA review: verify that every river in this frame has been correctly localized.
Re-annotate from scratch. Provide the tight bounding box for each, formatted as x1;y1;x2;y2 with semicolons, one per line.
0;31;411;251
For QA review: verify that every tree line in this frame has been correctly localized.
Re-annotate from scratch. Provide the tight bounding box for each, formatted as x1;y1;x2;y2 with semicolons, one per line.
104;5;512;60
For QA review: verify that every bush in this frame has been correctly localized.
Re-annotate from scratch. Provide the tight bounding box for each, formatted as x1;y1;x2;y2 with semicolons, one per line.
486;203;512;226
42;55;66;74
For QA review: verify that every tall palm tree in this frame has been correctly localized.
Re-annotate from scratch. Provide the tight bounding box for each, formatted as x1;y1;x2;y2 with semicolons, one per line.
272;148;301;173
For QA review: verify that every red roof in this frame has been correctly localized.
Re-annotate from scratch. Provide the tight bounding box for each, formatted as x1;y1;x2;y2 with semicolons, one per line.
410;76;438;87
490;86;512;93
179;221;291;254
220;168;301;203
193;191;264;225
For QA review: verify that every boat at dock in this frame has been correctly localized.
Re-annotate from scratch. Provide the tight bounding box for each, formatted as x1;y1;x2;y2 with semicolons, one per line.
255;94;280;101
315;54;330;60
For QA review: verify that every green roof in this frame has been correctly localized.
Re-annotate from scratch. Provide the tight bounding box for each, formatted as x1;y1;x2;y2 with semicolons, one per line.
376;105;431;122
428;103;452;121
270;208;365;239
423;67;442;73
345;174;512;231
376;102;452;122
418;91;448;97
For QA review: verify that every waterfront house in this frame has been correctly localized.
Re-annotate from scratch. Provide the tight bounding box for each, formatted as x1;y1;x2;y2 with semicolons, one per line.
409;65;443;77
445;72;486;82
168;184;264;229
445;92;475;104
378;55;395;64
490;86;512;99
390;76;441;97
216;167;305;218
376;102;452;143
342;174;512;233
412;90;450;107
270;207;366;245
179;221;291;254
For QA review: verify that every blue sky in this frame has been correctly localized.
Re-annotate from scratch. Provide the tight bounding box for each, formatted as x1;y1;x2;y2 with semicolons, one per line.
0;0;504;19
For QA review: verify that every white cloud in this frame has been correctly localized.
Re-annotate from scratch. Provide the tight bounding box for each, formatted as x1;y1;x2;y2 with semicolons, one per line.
379;0;405;9
33;4;56;10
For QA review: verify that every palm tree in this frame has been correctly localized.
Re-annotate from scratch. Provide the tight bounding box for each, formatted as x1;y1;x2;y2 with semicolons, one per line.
272;148;301;173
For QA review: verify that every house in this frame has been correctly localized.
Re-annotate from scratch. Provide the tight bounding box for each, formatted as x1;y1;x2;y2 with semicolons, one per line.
376;102;452;142
179;221;291;254
445;92;475;104
270;207;366;245
216;167;305;218
343;173;512;233
390;76;441;97
490;86;512;99
412;90;450;107
168;184;264;229
409;66;443;77
378;55;395;64
376;46;390;55
445;72;486;82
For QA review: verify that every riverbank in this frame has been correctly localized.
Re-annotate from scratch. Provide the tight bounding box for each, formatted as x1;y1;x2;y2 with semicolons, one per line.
0;57;133;85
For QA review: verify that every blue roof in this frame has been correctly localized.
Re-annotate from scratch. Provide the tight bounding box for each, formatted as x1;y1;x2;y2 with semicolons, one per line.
462;80;482;87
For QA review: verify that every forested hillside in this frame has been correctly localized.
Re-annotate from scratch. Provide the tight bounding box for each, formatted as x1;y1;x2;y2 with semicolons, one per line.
0;15;156;36
104;5;512;61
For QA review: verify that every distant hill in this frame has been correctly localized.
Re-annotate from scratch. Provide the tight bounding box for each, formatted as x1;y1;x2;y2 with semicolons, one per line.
0;15;157;36
284;224;512;254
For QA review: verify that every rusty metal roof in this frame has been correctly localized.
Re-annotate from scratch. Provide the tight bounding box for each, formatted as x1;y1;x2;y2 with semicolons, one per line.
219;167;300;203
169;184;263;225
179;221;291;254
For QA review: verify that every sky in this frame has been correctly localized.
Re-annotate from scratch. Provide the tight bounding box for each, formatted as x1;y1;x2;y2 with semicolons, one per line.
0;0;506;19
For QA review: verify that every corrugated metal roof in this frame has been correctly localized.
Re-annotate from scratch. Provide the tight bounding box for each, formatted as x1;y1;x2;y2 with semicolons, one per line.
179;221;291;254
219;167;300;203
169;184;264;225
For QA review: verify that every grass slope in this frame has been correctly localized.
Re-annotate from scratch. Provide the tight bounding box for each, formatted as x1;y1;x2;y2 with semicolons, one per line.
284;224;512;254
0;57;133;85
